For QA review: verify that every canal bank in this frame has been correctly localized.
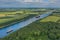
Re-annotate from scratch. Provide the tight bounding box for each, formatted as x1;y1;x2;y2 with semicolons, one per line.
0;14;36;29
0;12;53;38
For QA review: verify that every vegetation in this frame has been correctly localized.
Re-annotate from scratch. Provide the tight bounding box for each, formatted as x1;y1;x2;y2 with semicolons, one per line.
0;10;60;40
0;8;47;28
0;14;37;28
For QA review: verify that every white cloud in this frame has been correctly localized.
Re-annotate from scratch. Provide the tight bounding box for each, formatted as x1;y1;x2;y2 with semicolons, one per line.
0;0;60;8
48;0;57;3
33;0;40;2
16;0;41;3
23;0;46;3
23;0;33;2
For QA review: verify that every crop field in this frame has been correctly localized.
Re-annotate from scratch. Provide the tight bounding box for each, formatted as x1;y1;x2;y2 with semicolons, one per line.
40;15;60;22
0;10;60;40
0;9;48;28
0;12;34;28
0;14;29;28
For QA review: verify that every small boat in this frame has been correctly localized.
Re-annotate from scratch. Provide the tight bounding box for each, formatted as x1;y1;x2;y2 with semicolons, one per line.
36;16;40;18
7;30;13;33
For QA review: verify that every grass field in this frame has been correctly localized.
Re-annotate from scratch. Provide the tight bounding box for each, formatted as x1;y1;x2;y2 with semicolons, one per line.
40;16;60;22
0;9;47;28
0;14;29;28
0;11;60;40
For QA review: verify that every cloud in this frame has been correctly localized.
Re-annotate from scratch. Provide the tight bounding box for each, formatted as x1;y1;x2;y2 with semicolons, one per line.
23;0;33;2
0;0;60;8
16;0;41;2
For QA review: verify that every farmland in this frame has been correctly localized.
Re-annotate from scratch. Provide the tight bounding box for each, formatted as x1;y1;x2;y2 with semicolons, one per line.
0;9;60;40
0;12;36;28
0;9;48;28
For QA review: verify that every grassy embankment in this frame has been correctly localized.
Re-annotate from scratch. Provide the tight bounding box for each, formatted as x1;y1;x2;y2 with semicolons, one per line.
0;11;60;40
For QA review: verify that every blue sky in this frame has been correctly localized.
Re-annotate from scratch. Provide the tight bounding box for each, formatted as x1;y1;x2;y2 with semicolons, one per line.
0;0;60;8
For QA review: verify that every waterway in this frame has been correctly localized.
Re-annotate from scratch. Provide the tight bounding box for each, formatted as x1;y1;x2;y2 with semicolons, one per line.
0;11;53;38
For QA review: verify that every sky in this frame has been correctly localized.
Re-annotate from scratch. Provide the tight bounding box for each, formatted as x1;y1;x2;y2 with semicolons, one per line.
0;0;60;8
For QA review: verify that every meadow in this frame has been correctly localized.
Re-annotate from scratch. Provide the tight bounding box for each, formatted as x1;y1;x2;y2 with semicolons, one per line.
0;12;36;28
0;9;48;28
0;10;60;40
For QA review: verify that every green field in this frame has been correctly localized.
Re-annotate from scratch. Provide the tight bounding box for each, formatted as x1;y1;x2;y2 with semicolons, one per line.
0;13;38;28
0;9;48;28
0;11;60;40
0;12;37;28
0;14;29;28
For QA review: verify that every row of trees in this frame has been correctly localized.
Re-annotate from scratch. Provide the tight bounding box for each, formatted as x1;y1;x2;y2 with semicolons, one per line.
0;21;60;40
0;13;60;40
